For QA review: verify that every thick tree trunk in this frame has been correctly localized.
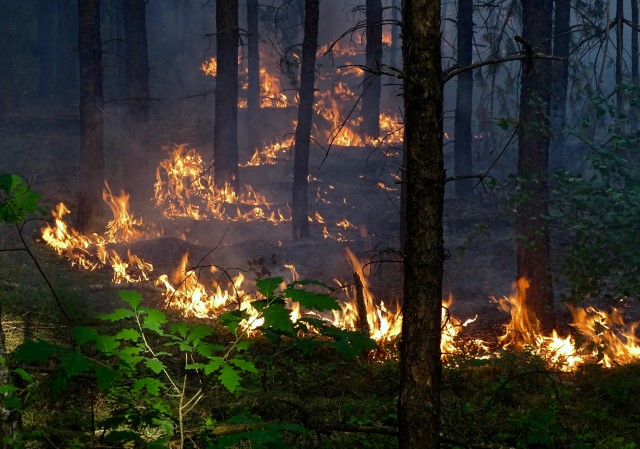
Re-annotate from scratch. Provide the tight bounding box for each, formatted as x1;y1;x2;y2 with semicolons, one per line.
516;0;554;330
398;0;444;447
454;0;473;196
247;0;261;153
616;0;624;118
76;0;105;232
390;0;400;68
549;0;571;169
55;0;79;106
361;0;383;139
214;0;240;190
121;0;151;208
36;0;56;100
291;0;319;240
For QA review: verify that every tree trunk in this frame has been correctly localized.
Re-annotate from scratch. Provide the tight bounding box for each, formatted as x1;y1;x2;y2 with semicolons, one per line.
76;0;105;232
398;0;444;447
291;0;319;240
453;0;473;196
631;0;638;130
112;0;127;98
55;0;79;106
36;0;56;101
390;0;400;68
361;0;383;139
516;0;554;330
247;0;261;153
0;2;14;115
615;0;624;118
121;0;151;209
549;0;571;170
214;0;240;190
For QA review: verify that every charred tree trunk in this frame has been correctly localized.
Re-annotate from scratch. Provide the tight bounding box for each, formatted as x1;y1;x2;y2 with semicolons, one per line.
247;0;261;153
214;0;240;190
36;0;56;100
516;0;554;330
549;0;571;169
121;0;151;208
390;0;400;68
616;0;624;118
398;0;444;447
76;0;105;232
55;0;79;106
110;0;127;98
291;0;319;240
361;0;383;139
631;0;638;130
453;0;473;196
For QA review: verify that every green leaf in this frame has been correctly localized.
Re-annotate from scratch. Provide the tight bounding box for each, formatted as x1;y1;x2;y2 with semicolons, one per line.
118;290;143;311
261;303;295;334
0;385;20;394
186;324;213;344
3;397;22;411
256;277;284;298
132;378;164;396
145;358;165;374
234;341;252;352
114;328;141;342
98;308;135;322
14;368;32;383
13;340;66;363
94;365;118;391
195;343;224;358
50;370;70;398
321;326;377;359
61;351;91;377
118;346;144;370
73;326;99;346
168;323;189;339
203;357;225;375
141;308;167;335
228;358;258;374
219;310;249;335
94;335;120;355
218;364;241;393
284;287;339;311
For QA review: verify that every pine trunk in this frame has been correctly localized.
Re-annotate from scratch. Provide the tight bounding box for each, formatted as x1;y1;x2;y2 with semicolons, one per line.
76;0;105;232
291;0;319;240
549;0;571;169
247;0;261;153
398;0;444;447
453;0;473;196
516;0;554;330
361;0;383;139
214;0;240;190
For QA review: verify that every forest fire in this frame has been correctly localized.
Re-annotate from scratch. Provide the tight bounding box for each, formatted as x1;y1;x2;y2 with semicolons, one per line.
40;189;640;369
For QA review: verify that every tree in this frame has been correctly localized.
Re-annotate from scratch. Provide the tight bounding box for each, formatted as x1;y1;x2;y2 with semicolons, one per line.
398;0;444;447
291;0;319;240
632;0;639;131
361;0;383;139
36;0;56;101
453;0;474;196
247;0;261;154
549;0;571;169
55;0;79;106
516;0;554;329
76;0;105;232
122;0;151;208
214;0;240;190
0;0;14;115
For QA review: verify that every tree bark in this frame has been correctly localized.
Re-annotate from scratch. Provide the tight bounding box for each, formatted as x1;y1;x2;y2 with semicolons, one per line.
247;0;261;153
549;0;571;169
121;0;151;209
55;0;79;106
631;0;638;130
291;0;319;240
214;0;240;190
76;0;105;232
398;0;444;447
361;0;383;139
615;0;624;118
36;0;56;100
454;0;474;196
390;0;400;69
516;0;554;330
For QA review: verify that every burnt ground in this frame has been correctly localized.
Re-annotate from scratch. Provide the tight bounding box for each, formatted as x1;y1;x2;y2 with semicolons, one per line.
0;104;519;332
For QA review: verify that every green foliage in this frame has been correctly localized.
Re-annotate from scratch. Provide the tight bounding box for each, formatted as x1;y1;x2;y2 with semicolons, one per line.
552;137;640;302
0;173;45;224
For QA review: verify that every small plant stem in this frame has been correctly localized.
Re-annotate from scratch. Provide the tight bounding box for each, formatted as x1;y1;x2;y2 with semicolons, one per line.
134;313;180;392
179;369;187;449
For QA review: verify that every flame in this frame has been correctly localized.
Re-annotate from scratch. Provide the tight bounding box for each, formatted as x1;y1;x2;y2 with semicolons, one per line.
154;144;290;223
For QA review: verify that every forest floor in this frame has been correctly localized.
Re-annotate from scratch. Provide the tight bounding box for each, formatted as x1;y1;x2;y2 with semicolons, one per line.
2;105;640;449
